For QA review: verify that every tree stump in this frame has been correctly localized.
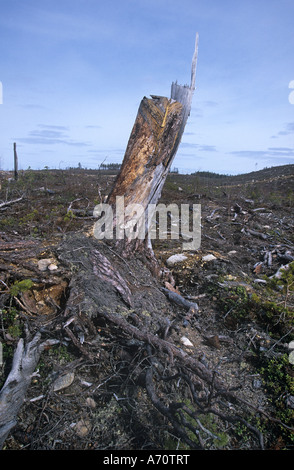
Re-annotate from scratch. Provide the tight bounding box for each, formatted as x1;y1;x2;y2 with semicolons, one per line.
94;33;199;256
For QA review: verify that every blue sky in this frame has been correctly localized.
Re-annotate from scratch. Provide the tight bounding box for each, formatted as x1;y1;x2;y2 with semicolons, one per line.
0;0;293;174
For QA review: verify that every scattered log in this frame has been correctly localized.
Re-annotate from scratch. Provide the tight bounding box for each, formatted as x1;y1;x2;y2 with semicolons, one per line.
241;227;268;240
161;287;199;312
0;239;38;251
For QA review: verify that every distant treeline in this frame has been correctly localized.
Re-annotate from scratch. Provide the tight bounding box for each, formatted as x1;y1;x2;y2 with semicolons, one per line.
191;170;230;179
99;163;121;170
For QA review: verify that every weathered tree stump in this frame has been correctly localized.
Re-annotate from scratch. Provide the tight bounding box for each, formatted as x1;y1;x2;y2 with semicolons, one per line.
94;34;199;256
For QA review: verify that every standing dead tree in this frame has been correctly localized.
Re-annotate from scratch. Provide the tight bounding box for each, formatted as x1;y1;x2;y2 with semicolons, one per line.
13;143;18;182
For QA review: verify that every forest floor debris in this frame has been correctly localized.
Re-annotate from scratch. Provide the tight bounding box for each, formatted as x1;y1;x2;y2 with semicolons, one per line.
0;165;293;450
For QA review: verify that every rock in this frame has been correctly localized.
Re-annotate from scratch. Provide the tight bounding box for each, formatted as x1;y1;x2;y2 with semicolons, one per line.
205;335;221;349
38;258;53;271
48;263;58;271
86;397;96;409
252;378;262;389
75;419;91;437
202;254;217;262
52;372;75;392
180;336;194;348
166;254;188;266
286;395;294;409
228;250;237;256
37;258;58;272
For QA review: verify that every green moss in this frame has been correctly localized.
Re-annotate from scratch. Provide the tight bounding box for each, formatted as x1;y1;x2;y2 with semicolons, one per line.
64;209;76;223
216;285;250;323
0;217;17;228
19;209;39;226
214;267;294;336
0;306;22;344
259;354;294;445
165;400;229;449
9;279;33;297
7;323;22;338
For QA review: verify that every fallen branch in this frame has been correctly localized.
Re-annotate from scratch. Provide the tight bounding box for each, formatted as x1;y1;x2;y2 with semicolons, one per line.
0;195;24;210
0;332;59;449
241;227;268;240
0;239;39;251
161;287;199;312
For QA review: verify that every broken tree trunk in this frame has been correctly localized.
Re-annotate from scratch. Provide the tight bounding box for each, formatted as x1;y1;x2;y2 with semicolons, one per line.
13;143;18;181
99;34;199;254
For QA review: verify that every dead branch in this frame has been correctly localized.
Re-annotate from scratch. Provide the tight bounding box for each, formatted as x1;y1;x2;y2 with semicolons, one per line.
161;287;199;312
0;332;59;449
145;366;200;449
241;227;268;240
0;195;24;210
0;239;39;251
